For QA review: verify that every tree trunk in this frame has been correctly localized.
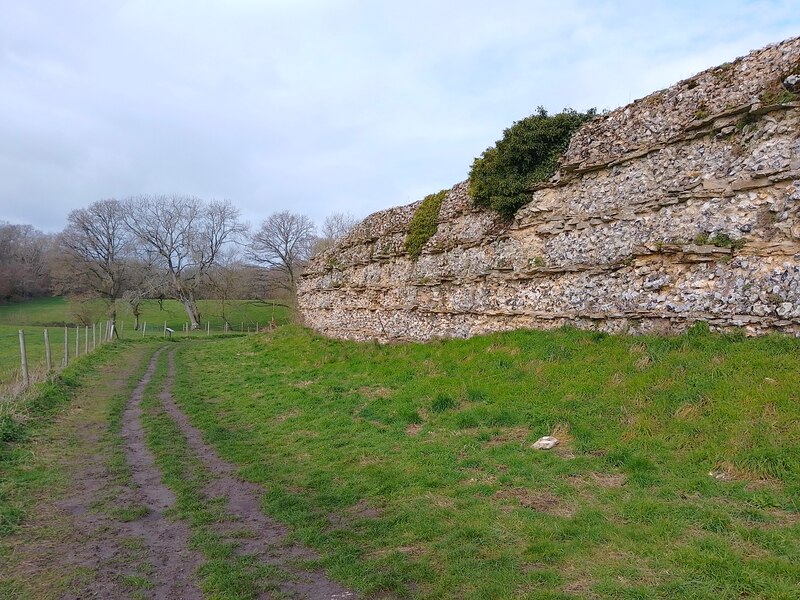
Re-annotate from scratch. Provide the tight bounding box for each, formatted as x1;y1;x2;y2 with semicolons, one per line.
130;300;141;331
220;297;228;327
181;297;201;330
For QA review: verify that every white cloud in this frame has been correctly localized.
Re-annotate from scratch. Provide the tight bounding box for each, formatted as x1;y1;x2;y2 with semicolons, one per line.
0;0;798;230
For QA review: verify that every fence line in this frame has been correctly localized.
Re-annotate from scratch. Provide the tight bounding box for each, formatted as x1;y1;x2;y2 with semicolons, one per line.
5;318;274;393
18;330;30;387
44;328;52;371
64;325;69;367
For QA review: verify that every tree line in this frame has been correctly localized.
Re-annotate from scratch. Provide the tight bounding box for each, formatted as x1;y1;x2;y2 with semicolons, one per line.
1;196;357;329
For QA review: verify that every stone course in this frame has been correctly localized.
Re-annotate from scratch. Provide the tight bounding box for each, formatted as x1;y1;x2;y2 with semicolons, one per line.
298;37;800;341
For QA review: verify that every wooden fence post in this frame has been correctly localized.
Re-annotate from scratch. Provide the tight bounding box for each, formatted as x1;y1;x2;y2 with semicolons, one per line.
75;325;79;357
84;325;88;354
164;321;167;337
44;328;52;371
18;330;29;387
143;322;147;337
207;321;210;336
92;322;96;351
64;325;69;366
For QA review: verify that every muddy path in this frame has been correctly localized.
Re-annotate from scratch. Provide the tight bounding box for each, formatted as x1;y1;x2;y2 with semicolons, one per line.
3;344;362;600
118;347;203;599
1;344;202;599
157;347;358;600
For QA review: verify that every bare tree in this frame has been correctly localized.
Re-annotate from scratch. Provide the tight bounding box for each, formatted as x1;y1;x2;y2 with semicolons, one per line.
322;211;358;240
121;249;165;330
248;211;316;299
51;200;131;331
205;247;249;328
313;211;359;255
0;222;53;300
123;195;244;329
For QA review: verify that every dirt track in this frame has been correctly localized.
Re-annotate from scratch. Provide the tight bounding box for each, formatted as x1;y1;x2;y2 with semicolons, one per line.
118;347;203;599
13;345;359;599
154;348;357;599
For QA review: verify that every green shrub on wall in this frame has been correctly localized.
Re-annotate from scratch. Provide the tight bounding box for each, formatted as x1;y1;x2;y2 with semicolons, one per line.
469;106;595;219
405;189;447;259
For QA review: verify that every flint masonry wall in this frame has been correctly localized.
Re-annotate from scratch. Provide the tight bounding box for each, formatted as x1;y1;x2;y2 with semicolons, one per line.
298;37;800;341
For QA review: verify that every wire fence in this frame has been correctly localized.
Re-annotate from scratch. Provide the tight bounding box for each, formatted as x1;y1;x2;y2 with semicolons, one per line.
1;318;276;396
1;322;114;397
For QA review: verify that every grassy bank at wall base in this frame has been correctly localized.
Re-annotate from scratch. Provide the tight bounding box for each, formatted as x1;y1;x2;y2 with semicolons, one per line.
171;325;800;599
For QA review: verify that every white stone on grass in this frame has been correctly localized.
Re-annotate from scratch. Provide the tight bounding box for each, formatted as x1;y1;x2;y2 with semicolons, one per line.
532;436;559;450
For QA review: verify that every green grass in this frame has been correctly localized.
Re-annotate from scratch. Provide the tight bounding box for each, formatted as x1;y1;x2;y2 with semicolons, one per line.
0;297;291;386
0;296;291;329
168;324;800;599
3;316;799;598
0;297;75;326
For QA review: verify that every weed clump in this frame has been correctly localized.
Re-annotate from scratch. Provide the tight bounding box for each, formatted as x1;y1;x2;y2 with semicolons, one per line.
761;88;798;106
759;57;800;106
693;232;746;250
735;112;758;132
465;388;487;402
431;393;456;413
0;414;25;444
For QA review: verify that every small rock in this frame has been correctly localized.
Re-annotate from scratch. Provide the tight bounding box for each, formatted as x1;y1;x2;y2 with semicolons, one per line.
764;377;777;384
783;74;800;94
709;470;731;480
777;302;794;317
532;436;559;450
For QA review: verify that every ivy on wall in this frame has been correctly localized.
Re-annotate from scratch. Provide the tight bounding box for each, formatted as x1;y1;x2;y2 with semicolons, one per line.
468;107;595;219
405;190;447;259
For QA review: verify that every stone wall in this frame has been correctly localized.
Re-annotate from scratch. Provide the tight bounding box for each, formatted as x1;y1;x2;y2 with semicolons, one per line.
298;37;800;341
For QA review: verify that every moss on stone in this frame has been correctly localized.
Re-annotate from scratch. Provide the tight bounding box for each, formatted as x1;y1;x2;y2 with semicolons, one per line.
405;190;447;259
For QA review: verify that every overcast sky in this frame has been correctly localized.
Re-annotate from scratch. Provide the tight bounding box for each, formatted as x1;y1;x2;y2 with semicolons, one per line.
1;0;798;233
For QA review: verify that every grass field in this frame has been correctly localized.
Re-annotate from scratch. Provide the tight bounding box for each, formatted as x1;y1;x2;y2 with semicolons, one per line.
2;303;799;598
169;325;800;599
0;297;291;387
0;296;290;329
